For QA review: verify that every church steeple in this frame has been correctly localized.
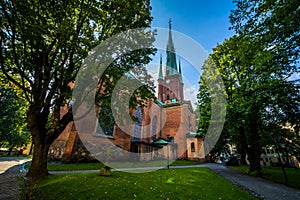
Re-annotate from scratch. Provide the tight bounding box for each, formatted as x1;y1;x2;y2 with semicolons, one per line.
158;54;163;80
157;20;184;104
179;59;183;83
165;18;178;76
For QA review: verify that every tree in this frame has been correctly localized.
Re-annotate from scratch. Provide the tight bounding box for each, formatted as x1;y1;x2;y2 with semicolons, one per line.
209;35;300;173
197;56;227;162
230;0;300;62
226;0;300;173
1;0;154;180
0;84;30;152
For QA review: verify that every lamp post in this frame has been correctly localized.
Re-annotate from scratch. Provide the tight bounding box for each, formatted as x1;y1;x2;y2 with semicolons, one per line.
154;138;169;169
167;144;170;169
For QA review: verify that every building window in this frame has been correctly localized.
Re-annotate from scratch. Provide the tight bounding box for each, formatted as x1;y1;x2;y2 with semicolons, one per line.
152;116;157;142
133;107;143;141
191;142;195;152
166;94;170;100
146;146;151;153
97;106;114;136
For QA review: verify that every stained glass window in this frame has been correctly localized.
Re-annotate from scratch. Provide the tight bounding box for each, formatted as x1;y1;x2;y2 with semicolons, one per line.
133;107;142;141
152;116;157;142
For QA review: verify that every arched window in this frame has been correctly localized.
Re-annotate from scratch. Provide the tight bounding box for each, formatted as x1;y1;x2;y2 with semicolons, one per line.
166;94;170;100
97;106;114;136
133;107;142;141
151;116;157;142
191;142;195;152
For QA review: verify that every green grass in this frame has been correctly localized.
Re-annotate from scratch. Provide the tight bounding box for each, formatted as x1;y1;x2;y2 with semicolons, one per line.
29;168;256;200
47;162;105;171
229;165;300;190
25;160;203;171
0;154;32;158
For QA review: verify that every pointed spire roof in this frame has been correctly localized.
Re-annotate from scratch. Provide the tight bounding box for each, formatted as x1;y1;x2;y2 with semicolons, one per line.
158;54;163;80
165;18;178;76
179;59;183;83
166;18;175;52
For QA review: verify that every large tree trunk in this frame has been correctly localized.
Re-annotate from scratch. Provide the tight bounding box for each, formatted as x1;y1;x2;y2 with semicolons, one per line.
26;139;50;179
247;107;262;174
238;126;248;165
25;106;50;179
248;145;262;173
25;104;73;180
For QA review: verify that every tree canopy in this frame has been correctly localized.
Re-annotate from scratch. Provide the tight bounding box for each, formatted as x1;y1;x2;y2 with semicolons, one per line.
1;0;155;179
198;0;300;173
0;84;30;151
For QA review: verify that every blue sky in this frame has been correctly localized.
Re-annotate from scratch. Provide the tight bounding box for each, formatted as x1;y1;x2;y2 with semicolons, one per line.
147;1;236;107
151;0;235;52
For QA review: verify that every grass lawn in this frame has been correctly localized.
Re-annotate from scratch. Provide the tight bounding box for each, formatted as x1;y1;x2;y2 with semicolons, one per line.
229;165;300;190
28;168;256;200
31;160;203;171
0;154;32;158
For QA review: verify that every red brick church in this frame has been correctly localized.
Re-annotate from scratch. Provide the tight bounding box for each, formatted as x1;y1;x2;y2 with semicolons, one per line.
49;22;205;163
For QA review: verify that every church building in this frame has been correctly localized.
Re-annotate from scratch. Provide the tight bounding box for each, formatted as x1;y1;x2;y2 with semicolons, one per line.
49;21;205;163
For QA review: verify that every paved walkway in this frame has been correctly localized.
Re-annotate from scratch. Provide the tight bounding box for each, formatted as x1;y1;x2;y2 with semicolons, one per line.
1;158;300;200
0;157;29;200
203;163;300;200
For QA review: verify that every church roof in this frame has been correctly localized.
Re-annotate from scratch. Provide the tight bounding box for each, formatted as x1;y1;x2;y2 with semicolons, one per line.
155;98;165;106
154;138;169;145
186;131;203;138
158;54;163;80
178;59;183;83
165;18;178;76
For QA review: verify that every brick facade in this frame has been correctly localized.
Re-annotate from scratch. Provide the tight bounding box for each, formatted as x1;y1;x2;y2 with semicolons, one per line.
49;21;205;163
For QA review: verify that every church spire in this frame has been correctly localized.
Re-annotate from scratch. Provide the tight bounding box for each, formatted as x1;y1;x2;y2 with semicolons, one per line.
166;18;175;52
179;58;183;83
165;18;178;76
158;54;163;80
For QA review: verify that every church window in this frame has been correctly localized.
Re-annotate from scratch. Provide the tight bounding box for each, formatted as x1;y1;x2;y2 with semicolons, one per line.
133;107;143;141
166;94;170;100
97;106;114;136
191;142;195;152
152;116;157;142
146;146;151;153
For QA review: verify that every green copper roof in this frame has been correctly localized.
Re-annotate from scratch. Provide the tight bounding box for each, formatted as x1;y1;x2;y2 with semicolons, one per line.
158;54;163;80
186;131;203;138
154;138;169;145
155;98;165;106
165;18;178;76
178;59;183;83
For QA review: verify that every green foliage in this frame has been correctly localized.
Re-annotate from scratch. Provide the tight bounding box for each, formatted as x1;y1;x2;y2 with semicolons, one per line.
29;168;255;199
0;85;30;149
1;0;155;179
230;0;300;65
198;0;300;168
197;56;229;159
